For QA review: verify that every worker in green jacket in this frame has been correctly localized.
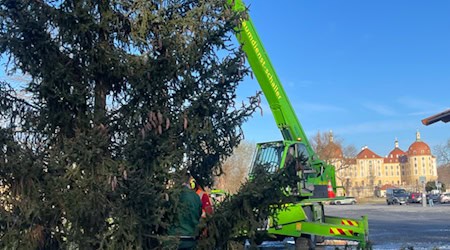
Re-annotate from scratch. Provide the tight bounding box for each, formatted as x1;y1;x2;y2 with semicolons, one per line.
168;173;202;249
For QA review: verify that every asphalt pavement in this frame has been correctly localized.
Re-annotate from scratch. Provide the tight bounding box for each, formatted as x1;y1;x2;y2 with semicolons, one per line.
255;202;450;249
324;202;450;249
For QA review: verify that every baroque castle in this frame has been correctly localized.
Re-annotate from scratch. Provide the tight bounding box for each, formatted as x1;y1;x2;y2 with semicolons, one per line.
326;131;438;197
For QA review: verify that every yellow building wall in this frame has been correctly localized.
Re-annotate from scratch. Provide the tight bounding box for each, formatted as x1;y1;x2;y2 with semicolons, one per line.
334;154;438;198
403;155;438;190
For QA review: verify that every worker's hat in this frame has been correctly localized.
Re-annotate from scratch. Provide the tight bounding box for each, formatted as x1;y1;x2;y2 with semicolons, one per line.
189;177;197;190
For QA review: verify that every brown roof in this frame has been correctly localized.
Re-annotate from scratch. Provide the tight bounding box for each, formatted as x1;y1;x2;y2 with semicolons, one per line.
384;158;398;164
323;141;343;159
408;141;431;155
379;184;398;190
345;158;357;165
422;109;450;126
356;147;382;159
385;155;409;164
384;148;406;163
388;148;406;158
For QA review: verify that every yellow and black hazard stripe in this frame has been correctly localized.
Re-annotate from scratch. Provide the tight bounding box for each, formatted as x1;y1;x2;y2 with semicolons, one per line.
341;219;358;227
329;227;354;236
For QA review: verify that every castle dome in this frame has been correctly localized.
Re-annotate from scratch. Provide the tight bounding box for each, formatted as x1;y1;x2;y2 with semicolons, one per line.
388;138;406;158
407;131;431;155
385;138;407;163
323;131;343;158
324;142;343;158
389;148;406;157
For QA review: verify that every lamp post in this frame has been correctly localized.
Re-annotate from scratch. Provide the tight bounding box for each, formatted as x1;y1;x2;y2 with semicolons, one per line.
345;176;350;197
419;176;426;207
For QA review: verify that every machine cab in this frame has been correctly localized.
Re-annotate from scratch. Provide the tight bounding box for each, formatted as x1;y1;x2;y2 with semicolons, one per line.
250;141;311;173
249;141;315;196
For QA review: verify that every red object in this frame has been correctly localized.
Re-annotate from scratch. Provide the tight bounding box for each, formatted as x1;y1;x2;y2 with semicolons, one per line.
327;180;336;198
200;193;213;215
196;189;214;217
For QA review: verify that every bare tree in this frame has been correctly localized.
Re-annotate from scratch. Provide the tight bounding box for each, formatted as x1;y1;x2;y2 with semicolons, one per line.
433;139;450;189
434;139;450;166
215;141;255;194
310;131;357;195
310;131;340;162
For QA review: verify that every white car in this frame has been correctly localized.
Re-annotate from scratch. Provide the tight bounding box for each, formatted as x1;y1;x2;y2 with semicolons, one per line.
440;193;450;203
331;197;357;205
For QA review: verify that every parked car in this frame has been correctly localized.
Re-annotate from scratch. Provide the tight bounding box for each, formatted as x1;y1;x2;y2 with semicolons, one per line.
408;192;423;203
426;193;440;203
439;193;450;203
386;188;409;205
331;197;357;205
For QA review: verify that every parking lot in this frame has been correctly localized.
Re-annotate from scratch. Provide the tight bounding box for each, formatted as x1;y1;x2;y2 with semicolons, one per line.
257;202;450;249
325;202;450;249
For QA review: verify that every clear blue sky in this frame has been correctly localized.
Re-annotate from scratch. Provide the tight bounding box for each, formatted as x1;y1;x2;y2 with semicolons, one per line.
1;1;449;158
237;0;450;157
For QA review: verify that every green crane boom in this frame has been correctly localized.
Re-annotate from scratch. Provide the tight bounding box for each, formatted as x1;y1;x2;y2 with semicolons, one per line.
228;0;335;188
226;1;370;248
230;0;315;158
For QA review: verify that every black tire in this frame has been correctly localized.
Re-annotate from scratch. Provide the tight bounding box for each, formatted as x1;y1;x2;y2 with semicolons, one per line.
336;201;341;205
351;201;356;205
295;206;316;250
295;236;315;250
316;235;325;244
253;237;264;246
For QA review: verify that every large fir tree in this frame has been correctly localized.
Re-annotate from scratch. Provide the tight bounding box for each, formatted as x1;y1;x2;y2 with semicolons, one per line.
0;0;296;249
